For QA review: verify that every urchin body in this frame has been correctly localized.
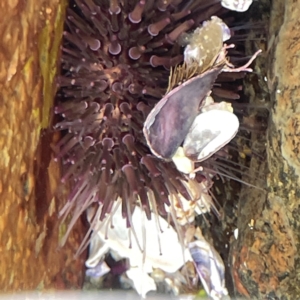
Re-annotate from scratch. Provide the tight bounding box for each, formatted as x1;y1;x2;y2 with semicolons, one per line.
55;0;262;297
55;0;261;246
55;0;229;244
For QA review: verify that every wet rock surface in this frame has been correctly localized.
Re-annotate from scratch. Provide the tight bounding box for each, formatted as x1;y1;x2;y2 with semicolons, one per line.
232;0;300;298
0;0;86;291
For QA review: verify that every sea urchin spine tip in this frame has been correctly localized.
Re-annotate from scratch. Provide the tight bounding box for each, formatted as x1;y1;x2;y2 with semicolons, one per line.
119;102;132;118
142;86;163;98
166;19;195;44
136;102;151;117
103;103;114;120
128;0;146;24
109;35;122;55
128;46;145;60
171;10;191;22
109;0;121;14
87;37;101;51
122;134;136;156
148;18;171;36
122;164;139;195
128;83;141;94
150;55;170;68
157;0;173;12
141;155;161;177
83;136;95;149
112;82;124;94
102;137;114;150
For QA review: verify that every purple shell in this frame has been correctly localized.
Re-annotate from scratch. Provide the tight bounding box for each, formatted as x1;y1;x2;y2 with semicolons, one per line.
189;240;228;298
143;66;223;160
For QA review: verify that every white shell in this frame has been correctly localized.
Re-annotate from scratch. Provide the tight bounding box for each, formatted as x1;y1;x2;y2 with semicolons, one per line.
200;101;234;113
172;146;194;174
183;109;239;162
85;260;110;278
221;0;253;12
85;202;191;297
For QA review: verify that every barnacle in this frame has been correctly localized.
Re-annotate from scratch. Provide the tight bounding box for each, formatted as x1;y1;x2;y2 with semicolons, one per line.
167;16;231;92
183;16;231;67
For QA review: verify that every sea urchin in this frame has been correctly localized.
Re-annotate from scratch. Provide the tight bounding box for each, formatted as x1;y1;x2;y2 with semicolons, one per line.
54;0;232;245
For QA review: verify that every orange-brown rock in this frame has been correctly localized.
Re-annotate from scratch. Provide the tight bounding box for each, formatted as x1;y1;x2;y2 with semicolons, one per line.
231;0;300;298
0;0;86;291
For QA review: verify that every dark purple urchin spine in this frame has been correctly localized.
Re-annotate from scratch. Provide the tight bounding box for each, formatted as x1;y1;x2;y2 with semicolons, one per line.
54;0;229;243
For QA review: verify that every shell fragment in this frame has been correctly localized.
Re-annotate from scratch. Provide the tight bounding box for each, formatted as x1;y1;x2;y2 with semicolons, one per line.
183;109;239;162
189;234;229;299
221;0;253;12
